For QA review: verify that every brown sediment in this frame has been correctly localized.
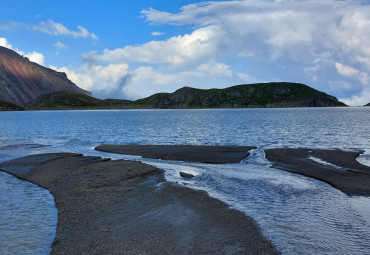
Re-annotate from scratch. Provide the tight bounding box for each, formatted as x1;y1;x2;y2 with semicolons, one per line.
95;144;256;164
0;153;278;254
265;148;370;196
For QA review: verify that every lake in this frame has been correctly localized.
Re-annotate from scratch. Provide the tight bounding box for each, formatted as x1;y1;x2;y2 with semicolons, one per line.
1;108;370;254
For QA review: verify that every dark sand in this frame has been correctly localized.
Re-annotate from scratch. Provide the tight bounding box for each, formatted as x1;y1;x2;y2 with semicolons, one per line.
265;148;370;196
95;144;256;164
0;153;277;254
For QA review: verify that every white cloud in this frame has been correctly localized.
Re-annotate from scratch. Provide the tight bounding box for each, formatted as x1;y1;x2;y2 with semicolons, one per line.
341;88;370;106
151;32;165;36
24;51;44;65
33;20;98;39
0;37;13;49
49;63;130;98
133;66;174;85
5;1;370;105
85;26;218;67
237;73;251;82
0;37;44;65
54;41;68;49
335;63;360;77
138;0;370;106
198;60;233;78
1;20;98;39
335;63;368;85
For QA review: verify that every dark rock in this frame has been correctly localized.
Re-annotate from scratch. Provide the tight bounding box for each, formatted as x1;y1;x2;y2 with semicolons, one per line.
179;171;194;178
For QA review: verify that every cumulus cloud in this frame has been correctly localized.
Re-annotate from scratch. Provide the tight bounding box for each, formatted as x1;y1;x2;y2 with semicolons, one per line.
0;37;13;49
0;37;44;65
33;20;98;39
84;26;218;67
198;60;233;78
335;63;368;85
23;51;44;65
139;0;370;105
341;88;370;106
5;0;367;105
49;63;131;98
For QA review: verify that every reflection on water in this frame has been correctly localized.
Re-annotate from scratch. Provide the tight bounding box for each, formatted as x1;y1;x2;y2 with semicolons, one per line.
0;108;369;254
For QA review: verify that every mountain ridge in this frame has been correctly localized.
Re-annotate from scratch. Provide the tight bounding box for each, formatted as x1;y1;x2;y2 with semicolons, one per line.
0;46;90;106
24;82;347;110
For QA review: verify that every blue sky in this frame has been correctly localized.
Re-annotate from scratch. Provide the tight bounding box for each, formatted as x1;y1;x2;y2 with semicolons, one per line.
1;0;370;105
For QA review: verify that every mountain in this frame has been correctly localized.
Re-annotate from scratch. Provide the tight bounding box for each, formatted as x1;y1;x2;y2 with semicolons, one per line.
0;46;90;106
0;100;24;111
26;91;131;110
365;103;370;106
134;82;346;108
27;82;346;110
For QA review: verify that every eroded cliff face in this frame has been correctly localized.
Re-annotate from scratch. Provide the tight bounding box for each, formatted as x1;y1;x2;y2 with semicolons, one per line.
0;46;90;106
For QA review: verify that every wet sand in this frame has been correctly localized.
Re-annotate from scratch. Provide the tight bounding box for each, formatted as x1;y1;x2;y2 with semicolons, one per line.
0;153;277;254
95;144;255;164
265;148;370;196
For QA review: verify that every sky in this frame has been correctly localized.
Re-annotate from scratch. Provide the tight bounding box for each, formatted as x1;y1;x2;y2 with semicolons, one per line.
1;0;370;106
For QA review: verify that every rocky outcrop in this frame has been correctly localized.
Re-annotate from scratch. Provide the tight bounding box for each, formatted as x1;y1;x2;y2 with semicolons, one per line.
0;46;90;106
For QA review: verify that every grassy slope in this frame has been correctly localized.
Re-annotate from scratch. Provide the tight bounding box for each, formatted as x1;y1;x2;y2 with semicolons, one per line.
26;83;347;110
134;82;346;108
26;91;131;110
0;100;24;111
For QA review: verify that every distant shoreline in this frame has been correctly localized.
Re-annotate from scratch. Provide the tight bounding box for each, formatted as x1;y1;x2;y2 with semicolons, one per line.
2;82;348;110
1;105;359;112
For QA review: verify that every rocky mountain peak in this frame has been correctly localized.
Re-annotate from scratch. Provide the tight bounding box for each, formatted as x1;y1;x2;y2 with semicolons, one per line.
0;46;90;106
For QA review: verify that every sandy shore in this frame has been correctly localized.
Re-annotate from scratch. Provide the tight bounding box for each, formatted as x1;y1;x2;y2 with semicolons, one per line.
0;153;277;254
265;148;370;196
95;144;255;163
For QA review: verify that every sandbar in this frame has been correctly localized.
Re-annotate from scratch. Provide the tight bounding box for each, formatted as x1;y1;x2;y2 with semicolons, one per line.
95;144;255;163
0;153;278;254
265;148;370;196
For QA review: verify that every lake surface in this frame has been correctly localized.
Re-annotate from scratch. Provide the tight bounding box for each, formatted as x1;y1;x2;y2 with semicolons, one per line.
1;108;370;254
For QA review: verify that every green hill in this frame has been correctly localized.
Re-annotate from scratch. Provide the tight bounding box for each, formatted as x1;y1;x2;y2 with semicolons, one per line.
134;82;346;108
365;102;370;106
0;100;24;111
26;91;131;110
26;82;347;110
